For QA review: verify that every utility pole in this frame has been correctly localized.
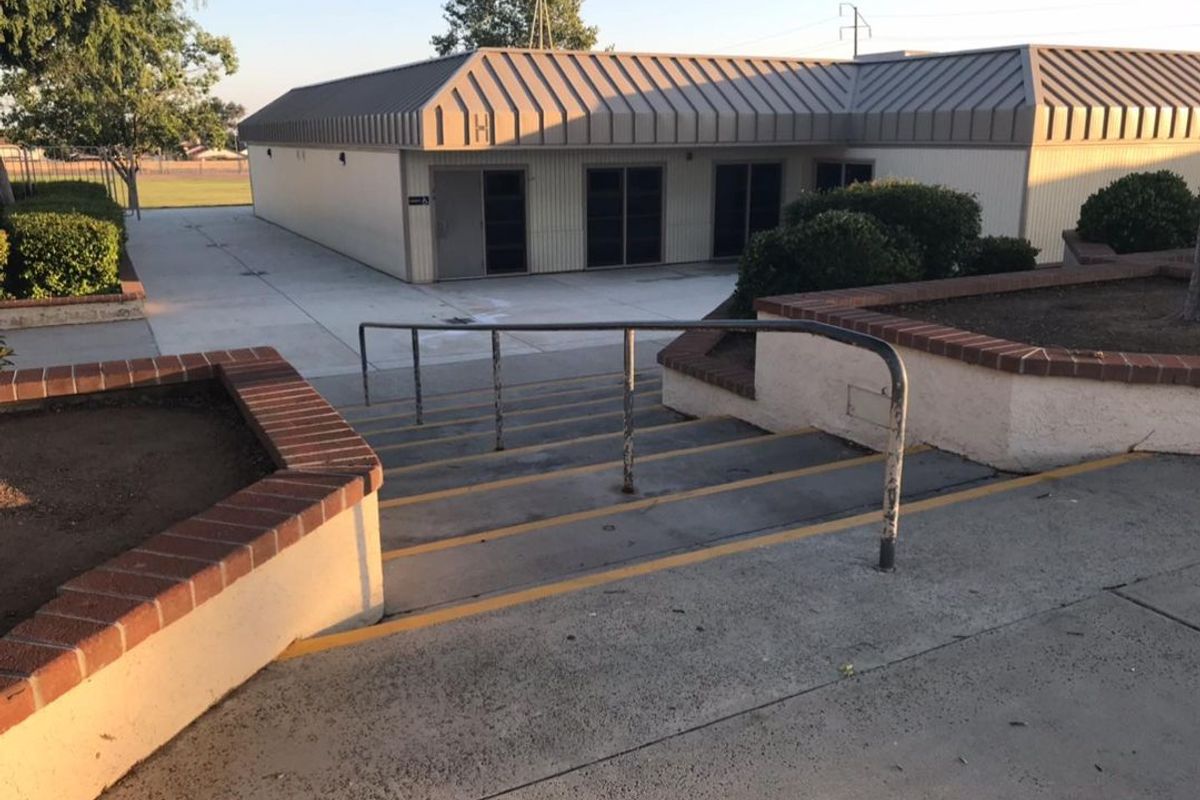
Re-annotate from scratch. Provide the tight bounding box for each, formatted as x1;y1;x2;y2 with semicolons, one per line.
529;0;555;49
839;3;871;59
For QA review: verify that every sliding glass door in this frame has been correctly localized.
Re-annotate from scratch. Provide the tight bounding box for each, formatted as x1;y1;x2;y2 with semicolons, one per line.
712;162;783;258
586;166;664;267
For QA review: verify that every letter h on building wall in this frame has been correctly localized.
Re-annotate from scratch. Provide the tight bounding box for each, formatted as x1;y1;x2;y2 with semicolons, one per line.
473;113;491;145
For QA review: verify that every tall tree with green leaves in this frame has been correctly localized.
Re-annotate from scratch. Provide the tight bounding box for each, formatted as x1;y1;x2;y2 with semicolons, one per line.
431;0;598;55
1;0;237;213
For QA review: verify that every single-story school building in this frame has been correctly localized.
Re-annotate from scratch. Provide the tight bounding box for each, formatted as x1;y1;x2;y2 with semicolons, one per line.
239;44;1200;282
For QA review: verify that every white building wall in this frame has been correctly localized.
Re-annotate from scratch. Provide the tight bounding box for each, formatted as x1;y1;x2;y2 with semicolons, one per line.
817;145;1031;242
403;146;815;284
247;145;407;280
1024;142;1200;262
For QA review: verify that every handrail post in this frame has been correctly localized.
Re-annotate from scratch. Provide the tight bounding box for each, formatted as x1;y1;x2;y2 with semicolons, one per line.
411;329;424;426
622;328;637;494
358;324;371;406
492;331;504;451
878;361;909;571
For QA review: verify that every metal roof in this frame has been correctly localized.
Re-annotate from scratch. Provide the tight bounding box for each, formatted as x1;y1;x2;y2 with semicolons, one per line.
239;44;1200;149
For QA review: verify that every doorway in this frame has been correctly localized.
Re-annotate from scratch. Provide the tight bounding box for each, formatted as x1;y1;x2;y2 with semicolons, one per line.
712;162;783;258
586;166;664;268
434;168;528;279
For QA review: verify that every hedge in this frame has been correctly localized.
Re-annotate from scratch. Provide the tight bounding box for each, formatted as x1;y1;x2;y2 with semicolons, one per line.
1077;171;1200;254
0;230;8;298
13;181;127;239
3;211;121;299
959;236;1039;276
784;179;981;279
730;210;920;316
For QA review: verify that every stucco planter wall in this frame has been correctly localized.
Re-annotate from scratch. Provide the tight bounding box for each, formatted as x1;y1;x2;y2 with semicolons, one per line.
662;262;1200;472
0;350;384;800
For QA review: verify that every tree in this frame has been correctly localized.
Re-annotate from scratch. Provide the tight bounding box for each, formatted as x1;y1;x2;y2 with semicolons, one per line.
1;0;237;214
431;0;598;55
187;97;245;151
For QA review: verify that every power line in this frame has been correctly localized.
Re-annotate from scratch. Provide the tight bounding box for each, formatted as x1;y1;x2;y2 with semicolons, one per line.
718;16;840;50
872;2;1128;19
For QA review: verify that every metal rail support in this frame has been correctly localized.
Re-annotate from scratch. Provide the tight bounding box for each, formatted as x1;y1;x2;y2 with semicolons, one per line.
622;328;637;494
359;320;908;571
492;331;504;451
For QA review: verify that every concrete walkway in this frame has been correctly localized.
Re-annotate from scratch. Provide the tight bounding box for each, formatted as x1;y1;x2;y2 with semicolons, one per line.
2;207;736;378
102;447;1200;799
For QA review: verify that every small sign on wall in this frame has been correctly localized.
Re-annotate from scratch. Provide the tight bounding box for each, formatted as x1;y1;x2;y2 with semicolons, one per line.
408;195;431;206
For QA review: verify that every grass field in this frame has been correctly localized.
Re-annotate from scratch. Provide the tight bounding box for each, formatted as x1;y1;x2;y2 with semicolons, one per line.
137;173;252;208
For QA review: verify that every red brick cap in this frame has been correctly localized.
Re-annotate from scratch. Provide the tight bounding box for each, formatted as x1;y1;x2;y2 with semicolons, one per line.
0;347;382;735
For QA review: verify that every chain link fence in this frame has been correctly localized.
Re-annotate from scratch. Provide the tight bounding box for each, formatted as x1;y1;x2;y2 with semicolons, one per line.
0;144;131;210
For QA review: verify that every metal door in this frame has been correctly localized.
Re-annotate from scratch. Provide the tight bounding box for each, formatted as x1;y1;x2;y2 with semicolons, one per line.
434;170;485;279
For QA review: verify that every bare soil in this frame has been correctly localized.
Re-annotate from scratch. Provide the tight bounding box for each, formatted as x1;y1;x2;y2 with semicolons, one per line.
880;277;1200;355
0;387;273;635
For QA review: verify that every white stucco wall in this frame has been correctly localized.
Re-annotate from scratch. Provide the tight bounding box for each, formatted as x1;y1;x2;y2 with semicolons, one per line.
247;145;407;280
663;316;1200;472
1025;142;1200;262
0;494;383;800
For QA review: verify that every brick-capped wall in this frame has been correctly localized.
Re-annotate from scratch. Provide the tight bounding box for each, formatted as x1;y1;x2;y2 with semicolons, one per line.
0;348;381;735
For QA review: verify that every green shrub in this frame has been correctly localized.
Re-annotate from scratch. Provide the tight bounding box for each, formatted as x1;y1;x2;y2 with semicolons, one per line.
11;181;127;238
3;211;121;299
784;179;981;279
1077;171;1199;254
959;236;1039;276
730;210;921;316
0;229;8;294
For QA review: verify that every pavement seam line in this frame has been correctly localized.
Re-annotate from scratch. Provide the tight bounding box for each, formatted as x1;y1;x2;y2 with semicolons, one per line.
381;417;731;474
380;445;927;560
470;595;1103;800
370;404;676;453
349;378;663;425
277;451;1149;661
1110;588;1200;634
379;429;813;508
360;387;662;436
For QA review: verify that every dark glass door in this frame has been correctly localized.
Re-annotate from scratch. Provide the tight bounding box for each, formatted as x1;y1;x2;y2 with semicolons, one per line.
712;164;749;258
586;166;663;267
712;162;783;258
483;170;527;275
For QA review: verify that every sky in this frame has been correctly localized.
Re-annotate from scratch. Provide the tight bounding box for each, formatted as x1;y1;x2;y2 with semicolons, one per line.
192;0;1200;115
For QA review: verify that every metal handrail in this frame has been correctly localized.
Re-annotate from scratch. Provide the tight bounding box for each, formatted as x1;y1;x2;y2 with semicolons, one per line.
358;320;909;571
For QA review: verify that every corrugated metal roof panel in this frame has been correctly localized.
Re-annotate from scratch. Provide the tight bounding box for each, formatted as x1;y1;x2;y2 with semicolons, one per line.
1031;46;1200;142
239;44;1200;149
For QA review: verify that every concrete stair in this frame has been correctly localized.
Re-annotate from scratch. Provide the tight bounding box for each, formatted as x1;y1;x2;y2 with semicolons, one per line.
341;368;1002;618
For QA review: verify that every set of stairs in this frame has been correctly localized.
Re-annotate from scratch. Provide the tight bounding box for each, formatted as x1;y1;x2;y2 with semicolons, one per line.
340;368;1002;617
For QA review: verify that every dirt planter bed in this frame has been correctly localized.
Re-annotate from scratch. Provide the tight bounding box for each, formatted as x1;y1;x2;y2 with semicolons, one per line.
660;258;1200;472
0;349;384;800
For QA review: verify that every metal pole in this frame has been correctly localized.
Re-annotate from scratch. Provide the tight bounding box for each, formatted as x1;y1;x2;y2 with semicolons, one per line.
359;325;371;406
492;331;504;451
877;361;909;571
622;328;637;494
411;329;423;425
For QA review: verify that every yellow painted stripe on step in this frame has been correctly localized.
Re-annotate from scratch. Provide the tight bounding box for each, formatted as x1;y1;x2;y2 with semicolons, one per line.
371;405;672;454
360;388;661;437
352;378;663;425
379;429;817;509
380;445;928;560
341;369;653;412
382;417;725;475
278;451;1150;661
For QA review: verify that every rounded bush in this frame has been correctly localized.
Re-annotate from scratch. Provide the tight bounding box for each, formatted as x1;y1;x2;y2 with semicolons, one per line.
0;230;9;300
959;236;1039;276
4;211;121;299
784;179;981;279
1077;170;1199;254
730;210;920;317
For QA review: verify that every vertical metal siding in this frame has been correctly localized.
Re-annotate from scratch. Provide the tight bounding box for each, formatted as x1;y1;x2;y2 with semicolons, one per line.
1024;141;1200;259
